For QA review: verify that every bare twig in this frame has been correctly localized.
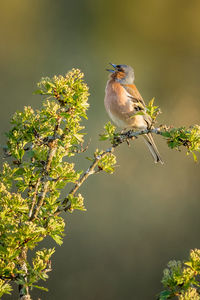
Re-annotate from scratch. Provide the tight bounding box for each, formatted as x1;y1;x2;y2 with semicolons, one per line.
113;127;162;146
56;147;114;213
28;178;41;218
18;247;31;300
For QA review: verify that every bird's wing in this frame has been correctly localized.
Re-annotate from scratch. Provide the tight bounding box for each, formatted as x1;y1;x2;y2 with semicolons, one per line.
122;84;152;128
122;84;146;108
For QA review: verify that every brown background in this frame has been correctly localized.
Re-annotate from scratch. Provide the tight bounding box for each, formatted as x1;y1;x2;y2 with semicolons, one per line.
1;0;200;299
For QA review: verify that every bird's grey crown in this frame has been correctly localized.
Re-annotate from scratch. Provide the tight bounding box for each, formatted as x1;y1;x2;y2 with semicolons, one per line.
116;64;135;84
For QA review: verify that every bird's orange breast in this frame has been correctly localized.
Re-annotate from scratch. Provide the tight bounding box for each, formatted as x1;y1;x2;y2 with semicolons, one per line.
104;79;134;128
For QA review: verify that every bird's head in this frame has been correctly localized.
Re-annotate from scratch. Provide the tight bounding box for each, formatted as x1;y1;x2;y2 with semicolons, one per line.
106;63;135;84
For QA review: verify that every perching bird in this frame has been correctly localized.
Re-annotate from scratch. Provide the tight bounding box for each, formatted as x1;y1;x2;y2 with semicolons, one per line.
104;63;163;164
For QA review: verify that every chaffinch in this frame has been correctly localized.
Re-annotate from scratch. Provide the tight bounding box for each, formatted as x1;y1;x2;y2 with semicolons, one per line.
104;63;163;164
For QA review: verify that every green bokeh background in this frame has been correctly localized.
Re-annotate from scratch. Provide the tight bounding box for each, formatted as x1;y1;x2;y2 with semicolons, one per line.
1;1;200;299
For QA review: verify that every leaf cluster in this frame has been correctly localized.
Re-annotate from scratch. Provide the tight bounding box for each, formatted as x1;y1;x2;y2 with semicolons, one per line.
158;249;200;299
146;97;161;122
94;149;116;174
99;121;118;144
162;125;200;161
0;69;90;296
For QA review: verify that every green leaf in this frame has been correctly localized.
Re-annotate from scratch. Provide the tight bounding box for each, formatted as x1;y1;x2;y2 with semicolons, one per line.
192;152;198;162
99;121;117;143
31;285;48;292
148;97;155;107
33;89;44;95
158;290;173;300
14;168;25;176
51;234;63;246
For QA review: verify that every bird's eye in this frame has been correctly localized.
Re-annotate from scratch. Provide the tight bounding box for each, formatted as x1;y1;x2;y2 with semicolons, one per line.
116;65;123;71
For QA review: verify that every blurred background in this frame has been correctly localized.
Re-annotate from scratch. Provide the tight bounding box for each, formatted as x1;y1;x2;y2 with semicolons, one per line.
1;0;200;299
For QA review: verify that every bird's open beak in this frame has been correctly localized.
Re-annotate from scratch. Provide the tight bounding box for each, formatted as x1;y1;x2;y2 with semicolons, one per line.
106;63;117;72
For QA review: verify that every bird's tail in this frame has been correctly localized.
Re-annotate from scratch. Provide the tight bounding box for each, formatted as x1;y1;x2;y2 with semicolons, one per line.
143;133;164;164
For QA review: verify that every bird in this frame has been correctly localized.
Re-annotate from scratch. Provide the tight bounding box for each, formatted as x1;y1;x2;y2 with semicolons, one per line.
104;63;164;164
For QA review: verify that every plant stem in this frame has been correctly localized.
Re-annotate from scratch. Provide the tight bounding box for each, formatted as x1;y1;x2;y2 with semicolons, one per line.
29;115;63;221
56;147;114;213
18;248;31;300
